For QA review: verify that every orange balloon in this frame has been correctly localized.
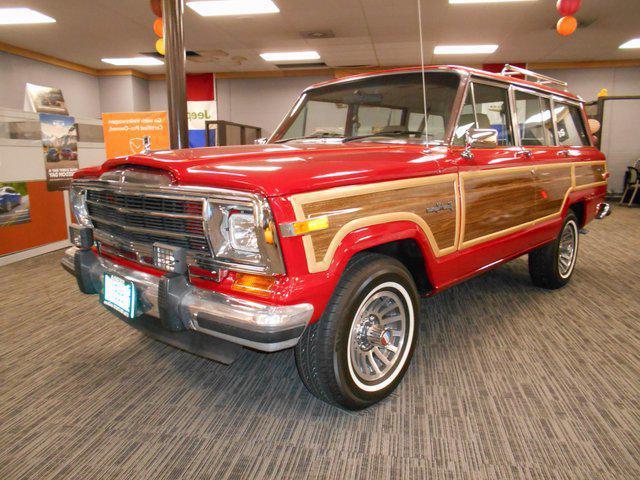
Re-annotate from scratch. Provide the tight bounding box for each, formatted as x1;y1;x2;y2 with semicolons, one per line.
557;15;577;36
153;18;163;37
155;38;165;56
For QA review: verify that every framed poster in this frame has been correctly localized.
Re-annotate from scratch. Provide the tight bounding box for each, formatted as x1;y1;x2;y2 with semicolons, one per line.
25;83;69;115
0;182;30;227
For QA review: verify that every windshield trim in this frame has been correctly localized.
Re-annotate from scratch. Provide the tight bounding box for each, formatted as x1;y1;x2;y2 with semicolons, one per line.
268;69;467;146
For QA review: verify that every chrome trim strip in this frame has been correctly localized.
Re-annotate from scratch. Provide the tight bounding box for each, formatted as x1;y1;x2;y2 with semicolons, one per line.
91;214;207;240
62;247;311;352
86;199;202;220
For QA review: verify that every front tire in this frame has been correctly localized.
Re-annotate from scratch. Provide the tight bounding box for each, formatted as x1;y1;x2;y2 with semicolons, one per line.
295;253;419;410
528;211;579;289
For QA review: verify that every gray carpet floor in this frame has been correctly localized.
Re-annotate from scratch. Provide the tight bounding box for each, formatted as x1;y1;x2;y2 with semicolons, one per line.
1;207;639;480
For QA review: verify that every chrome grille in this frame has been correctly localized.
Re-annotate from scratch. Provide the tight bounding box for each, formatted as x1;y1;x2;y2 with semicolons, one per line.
85;187;211;256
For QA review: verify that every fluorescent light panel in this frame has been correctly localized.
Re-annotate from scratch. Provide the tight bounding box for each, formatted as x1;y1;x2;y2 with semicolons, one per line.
619;38;640;49
102;57;164;66
0;8;55;25
187;0;279;16
449;0;536;3
260;51;320;61
434;44;498;55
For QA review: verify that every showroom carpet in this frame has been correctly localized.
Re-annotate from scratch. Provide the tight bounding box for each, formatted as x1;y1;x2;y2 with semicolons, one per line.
1;207;639;480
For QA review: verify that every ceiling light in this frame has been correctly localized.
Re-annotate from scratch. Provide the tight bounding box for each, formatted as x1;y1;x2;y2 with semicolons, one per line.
187;0;279;16
0;8;55;25
102;57;164;66
260;51;320;62
434;45;498;55
619;38;640;49
449;0;536;3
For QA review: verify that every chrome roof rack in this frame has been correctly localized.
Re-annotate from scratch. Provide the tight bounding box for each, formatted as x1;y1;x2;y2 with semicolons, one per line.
500;64;568;90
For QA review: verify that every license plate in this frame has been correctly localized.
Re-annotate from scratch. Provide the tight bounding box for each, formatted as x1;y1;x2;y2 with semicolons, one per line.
101;273;138;318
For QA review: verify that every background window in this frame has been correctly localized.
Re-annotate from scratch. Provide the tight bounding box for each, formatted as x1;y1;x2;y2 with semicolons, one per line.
554;103;589;146
515;91;549;146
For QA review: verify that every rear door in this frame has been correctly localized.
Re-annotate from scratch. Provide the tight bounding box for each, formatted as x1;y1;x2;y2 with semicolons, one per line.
512;88;573;220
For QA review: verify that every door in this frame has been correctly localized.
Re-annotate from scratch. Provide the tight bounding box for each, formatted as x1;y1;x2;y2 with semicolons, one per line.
512;89;573;220
456;81;537;250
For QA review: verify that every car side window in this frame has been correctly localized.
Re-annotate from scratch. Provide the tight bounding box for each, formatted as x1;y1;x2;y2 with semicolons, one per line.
471;83;514;147
554;102;589;146
514;91;556;147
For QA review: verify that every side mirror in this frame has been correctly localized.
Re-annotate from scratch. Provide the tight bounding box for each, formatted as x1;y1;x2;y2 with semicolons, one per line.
254;137;268;145
462;128;498;159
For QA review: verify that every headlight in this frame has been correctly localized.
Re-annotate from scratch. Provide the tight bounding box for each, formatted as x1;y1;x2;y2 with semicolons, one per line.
228;213;259;253
204;197;285;275
69;186;92;227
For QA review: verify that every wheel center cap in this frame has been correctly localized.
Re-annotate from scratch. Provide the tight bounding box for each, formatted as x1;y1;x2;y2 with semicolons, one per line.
380;328;392;347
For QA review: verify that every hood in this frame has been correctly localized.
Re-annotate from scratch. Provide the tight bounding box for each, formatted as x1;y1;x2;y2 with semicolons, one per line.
76;143;448;197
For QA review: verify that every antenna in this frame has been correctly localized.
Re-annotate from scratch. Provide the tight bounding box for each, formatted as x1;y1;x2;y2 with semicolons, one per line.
417;0;429;147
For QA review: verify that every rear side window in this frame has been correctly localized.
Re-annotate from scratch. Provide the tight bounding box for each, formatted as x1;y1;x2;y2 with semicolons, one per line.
514;91;555;146
554;103;589;146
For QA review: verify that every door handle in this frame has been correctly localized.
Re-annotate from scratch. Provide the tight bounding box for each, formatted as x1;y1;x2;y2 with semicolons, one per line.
517;149;533;158
557;149;570;157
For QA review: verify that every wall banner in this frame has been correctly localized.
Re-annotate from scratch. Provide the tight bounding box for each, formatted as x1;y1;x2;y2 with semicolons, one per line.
186;73;217;148
39;113;79;191
102;111;170;159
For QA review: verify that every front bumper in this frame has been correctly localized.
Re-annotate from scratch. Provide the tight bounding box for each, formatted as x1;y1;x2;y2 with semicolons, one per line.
62;247;313;353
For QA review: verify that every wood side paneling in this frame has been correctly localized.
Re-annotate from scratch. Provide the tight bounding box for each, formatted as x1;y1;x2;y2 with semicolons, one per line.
575;163;607;188
462;170;536;243
291;176;458;272
535;166;573;218
301;181;457;263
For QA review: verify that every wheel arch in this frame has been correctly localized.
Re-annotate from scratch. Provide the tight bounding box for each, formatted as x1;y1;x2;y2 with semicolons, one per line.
325;220;438;295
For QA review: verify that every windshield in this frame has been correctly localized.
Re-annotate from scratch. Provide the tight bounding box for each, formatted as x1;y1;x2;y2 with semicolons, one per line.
272;71;460;144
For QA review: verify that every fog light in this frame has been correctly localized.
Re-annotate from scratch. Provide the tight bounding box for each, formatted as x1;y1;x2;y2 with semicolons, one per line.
69;223;94;249
152;243;187;274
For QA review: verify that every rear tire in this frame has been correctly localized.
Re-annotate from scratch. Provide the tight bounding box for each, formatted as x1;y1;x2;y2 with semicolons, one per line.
528;211;579;289
294;253;419;410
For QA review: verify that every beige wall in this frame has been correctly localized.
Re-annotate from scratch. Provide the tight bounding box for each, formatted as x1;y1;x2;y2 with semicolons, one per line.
539;67;640;192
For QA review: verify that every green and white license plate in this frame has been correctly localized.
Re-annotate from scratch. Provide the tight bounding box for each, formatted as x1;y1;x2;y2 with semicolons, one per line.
101;273;138;318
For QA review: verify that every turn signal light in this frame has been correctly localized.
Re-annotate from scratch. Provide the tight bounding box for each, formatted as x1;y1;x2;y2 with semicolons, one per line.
280;215;329;237
231;273;276;298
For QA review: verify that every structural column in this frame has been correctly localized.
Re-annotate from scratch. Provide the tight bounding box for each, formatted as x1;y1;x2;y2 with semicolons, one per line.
162;0;189;149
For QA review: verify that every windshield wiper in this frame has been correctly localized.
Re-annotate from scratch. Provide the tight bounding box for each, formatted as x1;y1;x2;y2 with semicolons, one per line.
274;132;345;143
342;131;426;143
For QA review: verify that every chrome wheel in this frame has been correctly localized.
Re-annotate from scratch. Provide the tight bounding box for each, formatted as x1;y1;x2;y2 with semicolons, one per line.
347;282;413;391
558;220;578;279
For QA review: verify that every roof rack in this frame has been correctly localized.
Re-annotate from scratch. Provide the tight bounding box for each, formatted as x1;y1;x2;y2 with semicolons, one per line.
500;64;568;90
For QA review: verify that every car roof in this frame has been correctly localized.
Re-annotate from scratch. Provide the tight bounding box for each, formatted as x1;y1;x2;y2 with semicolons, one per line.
307;65;580;102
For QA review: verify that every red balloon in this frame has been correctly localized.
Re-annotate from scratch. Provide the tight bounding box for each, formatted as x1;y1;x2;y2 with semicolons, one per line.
153;18;163;37
150;0;162;17
556;0;581;17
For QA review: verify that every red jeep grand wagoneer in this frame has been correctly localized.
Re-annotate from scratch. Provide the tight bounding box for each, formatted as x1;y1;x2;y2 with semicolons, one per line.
63;65;610;409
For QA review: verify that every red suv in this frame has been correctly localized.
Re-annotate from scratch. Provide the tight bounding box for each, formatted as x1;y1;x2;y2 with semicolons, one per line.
64;65;609;409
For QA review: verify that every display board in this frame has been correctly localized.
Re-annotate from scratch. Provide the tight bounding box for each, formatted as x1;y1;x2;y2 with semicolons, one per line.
102;111;170;159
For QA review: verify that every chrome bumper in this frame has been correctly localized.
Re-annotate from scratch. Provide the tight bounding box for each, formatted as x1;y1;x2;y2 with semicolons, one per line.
61;247;313;352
